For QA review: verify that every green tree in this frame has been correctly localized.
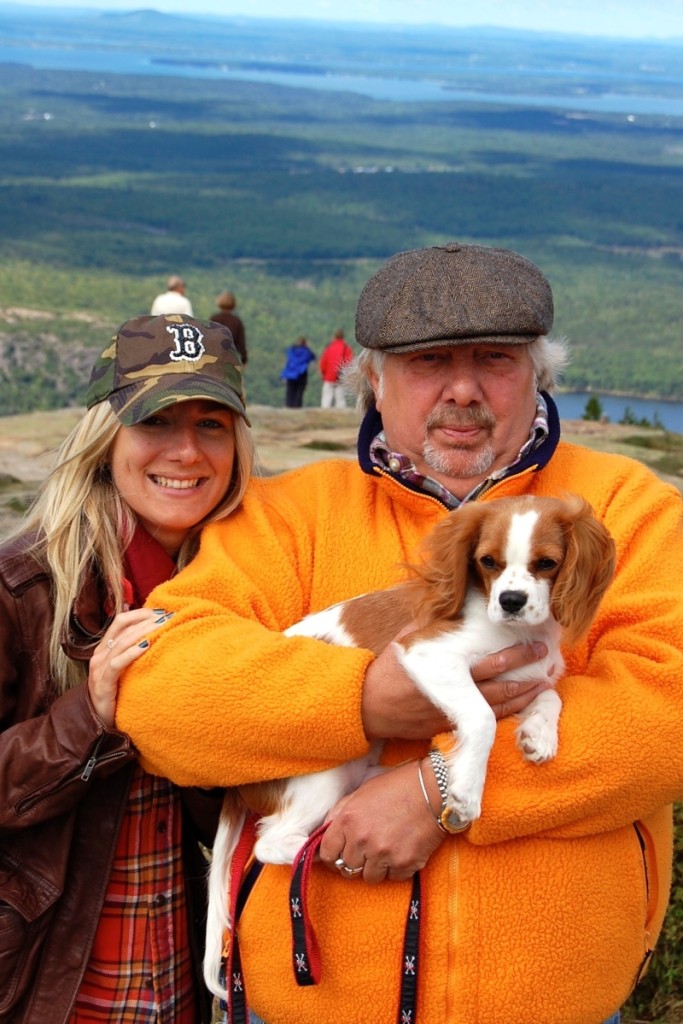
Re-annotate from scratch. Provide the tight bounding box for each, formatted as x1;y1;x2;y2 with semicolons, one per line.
583;396;604;422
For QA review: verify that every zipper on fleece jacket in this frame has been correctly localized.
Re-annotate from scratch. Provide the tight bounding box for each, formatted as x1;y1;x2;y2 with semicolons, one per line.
632;821;658;986
371;464;453;510
444;837;462;1022
371;461;542;511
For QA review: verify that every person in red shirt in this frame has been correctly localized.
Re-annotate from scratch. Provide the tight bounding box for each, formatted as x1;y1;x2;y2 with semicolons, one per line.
319;328;354;408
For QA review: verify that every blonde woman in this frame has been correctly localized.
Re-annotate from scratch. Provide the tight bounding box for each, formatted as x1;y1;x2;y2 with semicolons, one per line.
0;314;253;1023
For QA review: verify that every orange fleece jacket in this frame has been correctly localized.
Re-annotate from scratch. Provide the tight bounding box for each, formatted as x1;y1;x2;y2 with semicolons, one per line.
117;442;683;1024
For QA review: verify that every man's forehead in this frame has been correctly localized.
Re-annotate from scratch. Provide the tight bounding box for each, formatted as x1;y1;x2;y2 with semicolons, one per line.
387;341;533;360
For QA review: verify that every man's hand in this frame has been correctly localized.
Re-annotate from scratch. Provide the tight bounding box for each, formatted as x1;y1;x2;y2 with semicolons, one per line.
361;640;549;740
319;759;445;883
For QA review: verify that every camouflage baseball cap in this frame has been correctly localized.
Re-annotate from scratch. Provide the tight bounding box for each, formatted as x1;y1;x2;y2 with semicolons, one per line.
86;314;249;426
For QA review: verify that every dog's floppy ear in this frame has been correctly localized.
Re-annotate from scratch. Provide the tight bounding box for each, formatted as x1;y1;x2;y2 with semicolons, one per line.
551;495;616;645
407;503;490;626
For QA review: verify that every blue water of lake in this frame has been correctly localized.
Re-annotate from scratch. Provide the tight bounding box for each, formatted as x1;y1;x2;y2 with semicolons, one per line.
554;392;683;433
2;42;683;116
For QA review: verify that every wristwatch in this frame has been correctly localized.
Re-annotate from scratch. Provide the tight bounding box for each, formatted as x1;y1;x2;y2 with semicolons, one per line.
429;748;472;834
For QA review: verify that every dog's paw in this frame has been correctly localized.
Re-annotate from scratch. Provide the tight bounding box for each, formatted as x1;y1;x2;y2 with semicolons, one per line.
516;714;558;764
254;833;307;865
444;789;482;827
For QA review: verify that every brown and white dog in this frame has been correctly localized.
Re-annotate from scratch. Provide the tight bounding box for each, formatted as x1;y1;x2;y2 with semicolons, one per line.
205;493;615;995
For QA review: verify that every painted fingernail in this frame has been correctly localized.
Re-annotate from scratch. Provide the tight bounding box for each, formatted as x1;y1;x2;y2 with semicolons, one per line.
152;608;166;615
138;639;150;649
154;611;174;624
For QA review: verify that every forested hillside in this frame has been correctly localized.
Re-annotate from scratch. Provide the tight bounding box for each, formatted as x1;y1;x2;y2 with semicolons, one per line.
0;12;682;410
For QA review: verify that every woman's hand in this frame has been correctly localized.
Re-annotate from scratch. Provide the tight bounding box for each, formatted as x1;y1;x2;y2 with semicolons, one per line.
319;759;445;884
87;608;169;727
361;640;550;741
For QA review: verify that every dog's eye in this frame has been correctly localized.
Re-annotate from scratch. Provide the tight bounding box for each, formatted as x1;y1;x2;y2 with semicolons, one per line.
479;555;497;569
536;557;558;571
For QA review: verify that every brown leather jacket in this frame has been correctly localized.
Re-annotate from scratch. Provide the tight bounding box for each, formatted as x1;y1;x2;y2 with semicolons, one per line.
0;533;220;1023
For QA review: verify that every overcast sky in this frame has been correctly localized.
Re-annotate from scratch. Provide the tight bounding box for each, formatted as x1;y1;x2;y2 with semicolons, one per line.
9;0;683;40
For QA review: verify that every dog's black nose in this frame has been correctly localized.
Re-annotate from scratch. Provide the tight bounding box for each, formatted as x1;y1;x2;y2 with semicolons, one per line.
499;590;528;614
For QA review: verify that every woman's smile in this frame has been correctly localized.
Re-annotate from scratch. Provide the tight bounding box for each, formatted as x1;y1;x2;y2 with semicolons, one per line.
149;474;205;490
110;400;236;556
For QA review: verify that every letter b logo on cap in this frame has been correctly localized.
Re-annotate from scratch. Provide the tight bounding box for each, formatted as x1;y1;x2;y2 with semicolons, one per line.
167;323;205;362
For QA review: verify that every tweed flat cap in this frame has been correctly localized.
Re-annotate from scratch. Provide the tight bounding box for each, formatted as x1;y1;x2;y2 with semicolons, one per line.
355;242;554;352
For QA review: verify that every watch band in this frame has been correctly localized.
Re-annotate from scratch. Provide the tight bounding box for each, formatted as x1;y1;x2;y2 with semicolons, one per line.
429;747;471;834
416;758;441;829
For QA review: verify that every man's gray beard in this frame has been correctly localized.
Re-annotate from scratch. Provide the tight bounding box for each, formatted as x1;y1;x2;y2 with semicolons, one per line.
422;439;497;480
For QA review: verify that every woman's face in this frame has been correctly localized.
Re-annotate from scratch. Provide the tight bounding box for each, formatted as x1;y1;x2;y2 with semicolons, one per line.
110;399;236;557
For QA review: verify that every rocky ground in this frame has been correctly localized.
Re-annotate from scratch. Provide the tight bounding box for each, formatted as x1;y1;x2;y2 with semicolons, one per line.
0;404;680;539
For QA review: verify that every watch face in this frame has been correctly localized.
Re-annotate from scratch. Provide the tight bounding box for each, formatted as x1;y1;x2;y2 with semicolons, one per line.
438;806;472;834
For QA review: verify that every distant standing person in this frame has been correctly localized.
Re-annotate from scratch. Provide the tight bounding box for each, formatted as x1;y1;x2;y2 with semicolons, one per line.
210;291;248;366
319;328;353;408
150;275;194;316
280;336;316;408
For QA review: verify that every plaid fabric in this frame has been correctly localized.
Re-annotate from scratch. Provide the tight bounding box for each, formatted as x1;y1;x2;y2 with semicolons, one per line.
70;764;197;1023
369;393;550;508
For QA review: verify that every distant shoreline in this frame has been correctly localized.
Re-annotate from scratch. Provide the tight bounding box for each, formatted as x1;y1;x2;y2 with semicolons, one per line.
556;387;681;405
553;390;683;434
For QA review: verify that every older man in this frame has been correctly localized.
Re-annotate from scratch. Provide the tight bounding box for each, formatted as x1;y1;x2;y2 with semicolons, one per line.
150;274;194;316
118;243;683;1024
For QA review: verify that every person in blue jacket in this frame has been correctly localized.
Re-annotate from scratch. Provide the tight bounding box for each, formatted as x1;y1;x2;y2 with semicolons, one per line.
280;336;317;408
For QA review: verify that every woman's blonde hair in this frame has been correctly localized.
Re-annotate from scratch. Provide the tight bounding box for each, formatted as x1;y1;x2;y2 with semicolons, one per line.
10;401;254;692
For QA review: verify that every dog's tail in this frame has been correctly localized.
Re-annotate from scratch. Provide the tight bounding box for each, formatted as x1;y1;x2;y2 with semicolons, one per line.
204;791;247;1001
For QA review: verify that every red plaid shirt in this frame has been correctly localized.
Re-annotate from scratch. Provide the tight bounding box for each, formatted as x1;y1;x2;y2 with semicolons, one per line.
70;765;197;1023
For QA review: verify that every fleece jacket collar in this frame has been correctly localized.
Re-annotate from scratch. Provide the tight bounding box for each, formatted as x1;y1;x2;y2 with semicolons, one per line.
356;391;561;508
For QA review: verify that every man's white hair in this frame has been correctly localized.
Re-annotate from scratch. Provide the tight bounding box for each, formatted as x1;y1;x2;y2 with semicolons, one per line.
342;336;570;417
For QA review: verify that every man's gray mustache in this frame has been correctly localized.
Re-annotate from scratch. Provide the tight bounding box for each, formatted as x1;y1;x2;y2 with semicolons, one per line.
426;409;496;430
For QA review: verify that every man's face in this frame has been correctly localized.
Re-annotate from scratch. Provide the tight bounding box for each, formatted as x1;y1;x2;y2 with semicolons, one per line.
370;343;538;499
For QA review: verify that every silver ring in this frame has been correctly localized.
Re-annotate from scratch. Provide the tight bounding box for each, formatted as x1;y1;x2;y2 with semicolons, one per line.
107;638;115;649
334;856;363;877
